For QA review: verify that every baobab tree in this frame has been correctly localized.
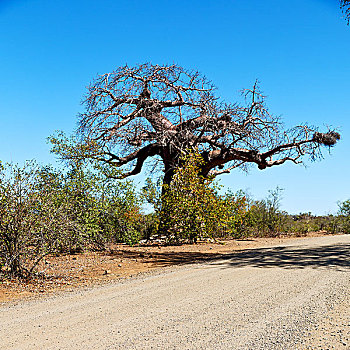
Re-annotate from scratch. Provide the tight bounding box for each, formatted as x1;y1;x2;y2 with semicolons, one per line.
77;63;340;188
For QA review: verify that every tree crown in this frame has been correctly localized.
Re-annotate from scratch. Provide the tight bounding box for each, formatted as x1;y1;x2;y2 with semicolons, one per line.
69;63;340;180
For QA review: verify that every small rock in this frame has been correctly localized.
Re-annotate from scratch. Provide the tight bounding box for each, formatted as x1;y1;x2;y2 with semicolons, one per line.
103;270;112;275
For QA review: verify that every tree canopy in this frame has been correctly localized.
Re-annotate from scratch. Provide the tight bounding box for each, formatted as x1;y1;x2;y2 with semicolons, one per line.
72;63;339;186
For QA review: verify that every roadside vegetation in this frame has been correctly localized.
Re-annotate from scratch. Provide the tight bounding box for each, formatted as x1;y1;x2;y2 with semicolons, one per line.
0;150;348;278
0;63;345;278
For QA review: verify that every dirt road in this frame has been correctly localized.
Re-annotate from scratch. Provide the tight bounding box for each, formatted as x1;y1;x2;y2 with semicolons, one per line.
1;234;349;349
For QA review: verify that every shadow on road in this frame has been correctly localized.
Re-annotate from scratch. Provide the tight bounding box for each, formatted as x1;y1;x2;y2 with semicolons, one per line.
211;243;350;270
107;242;350;271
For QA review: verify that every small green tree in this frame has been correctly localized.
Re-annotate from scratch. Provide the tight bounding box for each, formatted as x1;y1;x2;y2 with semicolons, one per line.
338;199;350;233
141;177;163;240
338;199;350;216
158;151;247;243
220;190;250;238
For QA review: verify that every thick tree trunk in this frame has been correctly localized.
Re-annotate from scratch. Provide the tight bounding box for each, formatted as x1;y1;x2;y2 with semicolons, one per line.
162;166;175;188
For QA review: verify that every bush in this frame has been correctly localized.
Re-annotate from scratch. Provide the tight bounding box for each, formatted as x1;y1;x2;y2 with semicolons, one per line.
49;131;146;246
338;199;350;234
158;151;248;243
0;158;147;277
217;190;250;238
244;187;287;237
0;162;81;277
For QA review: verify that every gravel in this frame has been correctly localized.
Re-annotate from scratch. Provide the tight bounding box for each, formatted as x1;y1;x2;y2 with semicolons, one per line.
0;234;349;349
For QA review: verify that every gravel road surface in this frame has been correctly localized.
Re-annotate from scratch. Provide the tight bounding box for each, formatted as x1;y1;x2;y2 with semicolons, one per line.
1;234;349;349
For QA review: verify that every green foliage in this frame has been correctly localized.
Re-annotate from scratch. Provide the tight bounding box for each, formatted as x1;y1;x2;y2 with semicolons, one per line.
338;199;350;217
48;131;101;165
275;210;348;237
244;187;287;237
141;177;163;239
0;134;148;277
239;191;347;237
49;131;146;246
142;177;162;212
158;151;248;243
338;199;350;234
1;129;347;278
216;190;250;238
97;175;144;246
0;162;82;277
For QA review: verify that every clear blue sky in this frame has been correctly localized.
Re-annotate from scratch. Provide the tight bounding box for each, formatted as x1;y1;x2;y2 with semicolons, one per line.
0;0;349;215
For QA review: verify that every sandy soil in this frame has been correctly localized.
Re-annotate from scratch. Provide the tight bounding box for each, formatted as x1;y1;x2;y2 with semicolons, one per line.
0;234;349;349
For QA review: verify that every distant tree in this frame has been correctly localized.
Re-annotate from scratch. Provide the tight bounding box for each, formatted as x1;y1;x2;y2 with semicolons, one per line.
59;63;339;191
338;199;350;234
338;199;350;217
340;0;350;24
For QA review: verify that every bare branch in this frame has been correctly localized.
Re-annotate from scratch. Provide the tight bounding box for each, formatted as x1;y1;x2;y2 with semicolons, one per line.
76;63;340;185
341;0;350;24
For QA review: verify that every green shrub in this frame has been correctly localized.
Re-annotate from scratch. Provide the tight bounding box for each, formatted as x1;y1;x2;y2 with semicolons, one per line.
158;151;248;243
244;187;287;237
338;199;350;234
0;162;82;277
